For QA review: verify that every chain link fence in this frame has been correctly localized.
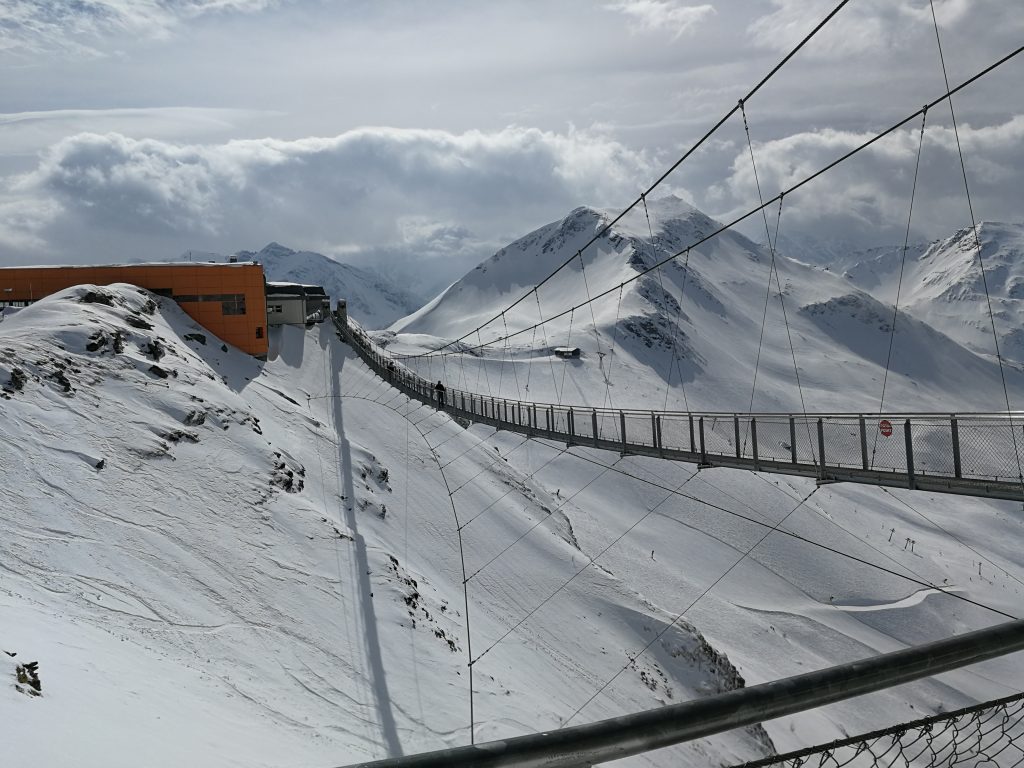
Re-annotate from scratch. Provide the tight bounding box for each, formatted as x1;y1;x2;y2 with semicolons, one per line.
732;692;1024;768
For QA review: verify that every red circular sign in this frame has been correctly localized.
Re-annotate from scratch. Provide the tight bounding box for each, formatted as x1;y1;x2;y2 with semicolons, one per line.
879;419;893;437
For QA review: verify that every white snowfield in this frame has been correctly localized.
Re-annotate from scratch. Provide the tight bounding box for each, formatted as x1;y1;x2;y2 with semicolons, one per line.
0;275;1022;766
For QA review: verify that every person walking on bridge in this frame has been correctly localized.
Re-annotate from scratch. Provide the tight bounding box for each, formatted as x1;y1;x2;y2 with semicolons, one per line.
434;380;446;409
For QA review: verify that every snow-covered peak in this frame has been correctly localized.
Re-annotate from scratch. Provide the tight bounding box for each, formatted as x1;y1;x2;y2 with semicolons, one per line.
231;242;423;329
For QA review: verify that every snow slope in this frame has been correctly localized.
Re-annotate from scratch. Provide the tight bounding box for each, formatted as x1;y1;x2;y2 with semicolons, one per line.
3;285;1023;767
839;222;1024;368
388;197;1024;414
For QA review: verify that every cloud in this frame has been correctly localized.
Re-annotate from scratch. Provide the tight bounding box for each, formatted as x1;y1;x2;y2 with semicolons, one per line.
4;125;652;281
605;1;715;39
746;0;1005;58
711;115;1024;245
0;0;278;56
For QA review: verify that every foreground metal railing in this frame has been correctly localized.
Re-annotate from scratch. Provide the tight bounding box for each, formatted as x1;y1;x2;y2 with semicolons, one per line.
335;315;1024;501
335;620;1024;768
731;691;1024;767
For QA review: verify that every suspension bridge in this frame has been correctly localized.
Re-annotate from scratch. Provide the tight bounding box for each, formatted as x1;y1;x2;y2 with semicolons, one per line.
320;1;1024;764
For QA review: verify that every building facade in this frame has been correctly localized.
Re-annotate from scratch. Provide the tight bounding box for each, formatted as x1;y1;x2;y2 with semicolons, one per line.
0;262;269;357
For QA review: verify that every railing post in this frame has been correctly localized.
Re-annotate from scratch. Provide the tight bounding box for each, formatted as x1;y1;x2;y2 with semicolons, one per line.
817;418;826;480
905;419;916;490
592;410;600;448
688;414;696;453
651;413;659;453
532;404;537;432
461;393;466;412
951;415;962;479
620;411;627;454
734;415;741;458
751;418;759;471
790;416;797;464
859;415;868;470
491;397;496;421
699;417;708;466
568;408;575;445
546;406;552;433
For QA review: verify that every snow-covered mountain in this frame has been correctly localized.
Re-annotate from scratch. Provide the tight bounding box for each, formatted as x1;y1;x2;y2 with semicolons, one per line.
389;197;1023;414
3;282;1023;767
837;223;1024;367
236;242;423;329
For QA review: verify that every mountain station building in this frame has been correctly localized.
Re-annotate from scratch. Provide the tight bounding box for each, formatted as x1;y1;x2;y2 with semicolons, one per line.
0;262;270;357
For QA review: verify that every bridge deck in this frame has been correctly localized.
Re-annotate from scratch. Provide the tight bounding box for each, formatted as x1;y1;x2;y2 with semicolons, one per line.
337;318;1024;503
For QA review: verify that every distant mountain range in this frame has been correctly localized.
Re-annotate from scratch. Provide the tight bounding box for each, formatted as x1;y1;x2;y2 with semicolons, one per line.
389;196;1024;414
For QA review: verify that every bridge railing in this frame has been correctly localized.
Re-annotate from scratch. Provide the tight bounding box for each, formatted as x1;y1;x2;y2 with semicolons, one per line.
338;619;1024;768
337;316;1024;501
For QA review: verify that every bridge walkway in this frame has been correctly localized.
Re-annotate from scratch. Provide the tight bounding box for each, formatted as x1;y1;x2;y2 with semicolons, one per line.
336;317;1024;503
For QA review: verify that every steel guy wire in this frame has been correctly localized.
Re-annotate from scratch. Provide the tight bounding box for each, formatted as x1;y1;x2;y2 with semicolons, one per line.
470;466;697;666
872;107;928;469
553;445;1017;622
561;486;819;727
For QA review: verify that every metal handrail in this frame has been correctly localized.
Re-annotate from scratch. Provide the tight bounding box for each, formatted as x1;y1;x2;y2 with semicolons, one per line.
337;620;1024;768
337;316;1024;501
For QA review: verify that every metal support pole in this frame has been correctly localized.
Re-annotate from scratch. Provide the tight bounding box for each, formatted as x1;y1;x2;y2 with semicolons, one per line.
547;407;552;433
568;408;575;445
905;419;916;490
790;416;797;464
592;410;600;448
859;415;868;470
620;411;627;454
951;415;962;479
652;414;661;454
751;418;759;471
734;415;741;458
699;417;707;466
817;418;826;480
688;414;696;453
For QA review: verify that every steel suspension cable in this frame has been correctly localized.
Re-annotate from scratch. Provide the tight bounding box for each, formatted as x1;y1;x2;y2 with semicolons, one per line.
928;0;1024;495
562;486;819;727
554;445;1017;622
662;247;694;413
471;468;698;666
740;100;816;461
872;107;928;468
394;47;1024;364
601;284;625;412
407;0;853;360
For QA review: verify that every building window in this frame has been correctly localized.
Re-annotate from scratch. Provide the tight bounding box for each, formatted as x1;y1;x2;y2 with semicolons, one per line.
256;326;264;339
221;295;247;315
268;304;283;314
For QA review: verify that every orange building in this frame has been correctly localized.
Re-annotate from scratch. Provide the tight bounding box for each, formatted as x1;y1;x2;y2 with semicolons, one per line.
0;262;268;357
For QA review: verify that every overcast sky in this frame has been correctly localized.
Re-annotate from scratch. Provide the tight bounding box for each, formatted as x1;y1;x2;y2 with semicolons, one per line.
1;0;1022;291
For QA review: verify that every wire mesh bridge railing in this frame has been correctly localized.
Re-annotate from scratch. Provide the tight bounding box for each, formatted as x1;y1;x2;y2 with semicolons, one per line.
337;317;1024;503
733;692;1024;768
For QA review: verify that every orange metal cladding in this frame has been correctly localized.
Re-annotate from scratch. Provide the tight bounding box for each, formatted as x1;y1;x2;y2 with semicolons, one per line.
0;263;269;357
